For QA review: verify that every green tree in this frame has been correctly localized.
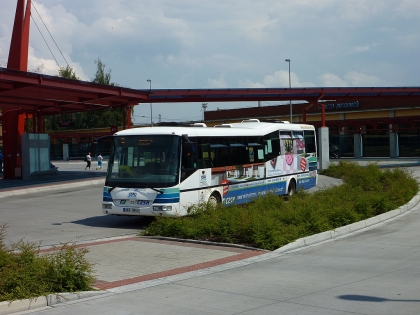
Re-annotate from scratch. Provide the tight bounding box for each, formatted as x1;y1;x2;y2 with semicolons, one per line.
58;65;80;80
45;66;82;131
92;58;112;85
90;58;125;127
45;59;131;132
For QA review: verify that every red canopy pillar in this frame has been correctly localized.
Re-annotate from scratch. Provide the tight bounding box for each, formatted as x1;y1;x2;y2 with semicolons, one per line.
2;109;25;179
3;0;31;179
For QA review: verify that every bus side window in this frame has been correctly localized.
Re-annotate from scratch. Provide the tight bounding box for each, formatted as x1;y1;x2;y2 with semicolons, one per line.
264;131;280;160
197;143;212;168
209;138;229;167
304;131;316;156
247;136;264;163
182;142;198;169
293;131;305;154
230;136;247;165
280;131;293;155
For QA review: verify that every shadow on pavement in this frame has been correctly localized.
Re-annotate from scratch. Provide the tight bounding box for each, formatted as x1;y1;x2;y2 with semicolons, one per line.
70;215;155;229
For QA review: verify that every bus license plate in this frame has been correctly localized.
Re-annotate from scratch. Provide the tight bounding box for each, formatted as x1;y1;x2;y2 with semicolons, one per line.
123;208;141;213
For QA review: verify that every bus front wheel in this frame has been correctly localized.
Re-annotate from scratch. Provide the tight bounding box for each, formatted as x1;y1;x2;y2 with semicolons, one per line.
208;193;221;207
287;180;296;196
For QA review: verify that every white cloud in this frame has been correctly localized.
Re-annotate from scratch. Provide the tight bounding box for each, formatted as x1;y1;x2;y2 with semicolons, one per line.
318;73;348;87
318;71;386;87
351;46;371;53
262;70;315;88
0;0;419;120
207;72;228;88
343;71;386;87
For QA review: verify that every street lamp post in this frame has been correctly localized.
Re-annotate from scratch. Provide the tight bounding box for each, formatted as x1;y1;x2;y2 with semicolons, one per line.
147;79;152;127
285;59;292;122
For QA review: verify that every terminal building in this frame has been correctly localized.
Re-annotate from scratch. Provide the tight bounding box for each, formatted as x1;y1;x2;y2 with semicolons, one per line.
203;98;420;158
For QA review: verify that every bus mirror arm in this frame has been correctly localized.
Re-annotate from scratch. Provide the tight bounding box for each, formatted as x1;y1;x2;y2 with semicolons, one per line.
108;186;116;192
182;134;191;143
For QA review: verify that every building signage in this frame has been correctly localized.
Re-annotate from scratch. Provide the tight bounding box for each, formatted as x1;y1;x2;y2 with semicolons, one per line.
318;101;360;110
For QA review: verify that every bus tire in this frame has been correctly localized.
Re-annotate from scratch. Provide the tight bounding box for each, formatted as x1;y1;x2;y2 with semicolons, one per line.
287;179;296;196
208;192;221;207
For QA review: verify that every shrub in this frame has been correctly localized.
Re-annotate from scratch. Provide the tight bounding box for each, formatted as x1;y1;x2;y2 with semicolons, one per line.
0;225;95;302
141;162;419;251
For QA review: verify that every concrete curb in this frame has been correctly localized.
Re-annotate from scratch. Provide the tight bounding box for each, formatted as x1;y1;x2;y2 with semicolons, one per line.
275;192;420;254
0;291;106;315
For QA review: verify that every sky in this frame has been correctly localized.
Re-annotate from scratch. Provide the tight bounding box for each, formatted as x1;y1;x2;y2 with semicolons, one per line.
1;0;420;124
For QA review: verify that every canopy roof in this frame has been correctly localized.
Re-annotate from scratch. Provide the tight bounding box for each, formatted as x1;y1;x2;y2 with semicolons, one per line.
0;68;149;115
1;67;420;117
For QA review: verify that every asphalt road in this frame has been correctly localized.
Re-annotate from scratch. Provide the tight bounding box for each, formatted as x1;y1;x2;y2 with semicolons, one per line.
0;182;152;246
0;163;341;247
2;163;420;315
2;161;418;247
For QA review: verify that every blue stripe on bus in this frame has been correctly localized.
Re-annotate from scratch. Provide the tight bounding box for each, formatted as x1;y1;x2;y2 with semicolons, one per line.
103;191;113;202
222;175;317;206
223;181;288;205
155;193;180;200
298;177;317;190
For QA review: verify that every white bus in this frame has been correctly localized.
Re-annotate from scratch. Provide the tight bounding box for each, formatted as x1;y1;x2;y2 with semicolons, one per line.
102;119;318;217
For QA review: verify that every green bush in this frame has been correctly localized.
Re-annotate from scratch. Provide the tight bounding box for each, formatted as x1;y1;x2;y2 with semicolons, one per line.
141;162;419;250
0;225;95;302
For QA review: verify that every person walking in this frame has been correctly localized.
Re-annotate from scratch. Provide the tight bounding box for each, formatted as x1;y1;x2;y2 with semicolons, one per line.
85;152;92;170
96;153;103;170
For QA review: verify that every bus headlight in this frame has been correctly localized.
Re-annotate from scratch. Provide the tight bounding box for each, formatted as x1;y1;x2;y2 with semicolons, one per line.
153;205;172;211
102;203;112;210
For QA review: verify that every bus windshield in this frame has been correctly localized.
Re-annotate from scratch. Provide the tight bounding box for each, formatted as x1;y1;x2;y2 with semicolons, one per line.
105;135;181;188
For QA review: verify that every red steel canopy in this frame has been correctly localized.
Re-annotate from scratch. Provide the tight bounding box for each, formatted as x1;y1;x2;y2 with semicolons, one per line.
2;66;420;116
0;68;150;116
149;87;420;103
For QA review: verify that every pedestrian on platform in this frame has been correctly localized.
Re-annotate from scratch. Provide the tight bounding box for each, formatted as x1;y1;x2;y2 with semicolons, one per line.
85;152;91;170
96;153;103;170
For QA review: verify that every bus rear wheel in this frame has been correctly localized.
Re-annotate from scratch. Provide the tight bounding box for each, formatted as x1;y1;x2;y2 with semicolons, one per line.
287;180;296;196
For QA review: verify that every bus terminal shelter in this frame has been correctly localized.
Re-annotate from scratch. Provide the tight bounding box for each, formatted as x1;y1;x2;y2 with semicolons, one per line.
2;0;420;179
3;66;420;179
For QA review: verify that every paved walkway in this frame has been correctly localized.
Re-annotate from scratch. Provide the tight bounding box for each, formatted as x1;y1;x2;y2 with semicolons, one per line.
69;236;266;290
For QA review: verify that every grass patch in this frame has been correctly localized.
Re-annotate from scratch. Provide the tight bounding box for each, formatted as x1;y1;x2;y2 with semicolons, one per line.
0;225;95;302
141;162;419;251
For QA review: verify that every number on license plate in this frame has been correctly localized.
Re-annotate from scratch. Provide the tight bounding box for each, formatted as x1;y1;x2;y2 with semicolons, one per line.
123;208;141;213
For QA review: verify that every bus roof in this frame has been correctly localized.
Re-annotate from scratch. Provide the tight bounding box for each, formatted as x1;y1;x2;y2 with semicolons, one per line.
114;119;315;138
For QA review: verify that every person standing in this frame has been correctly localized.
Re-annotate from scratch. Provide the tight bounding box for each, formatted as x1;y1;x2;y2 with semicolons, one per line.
97;153;103;170
85;152;92;170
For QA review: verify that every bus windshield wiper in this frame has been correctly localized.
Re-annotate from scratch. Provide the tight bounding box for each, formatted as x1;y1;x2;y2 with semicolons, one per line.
151;187;164;194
